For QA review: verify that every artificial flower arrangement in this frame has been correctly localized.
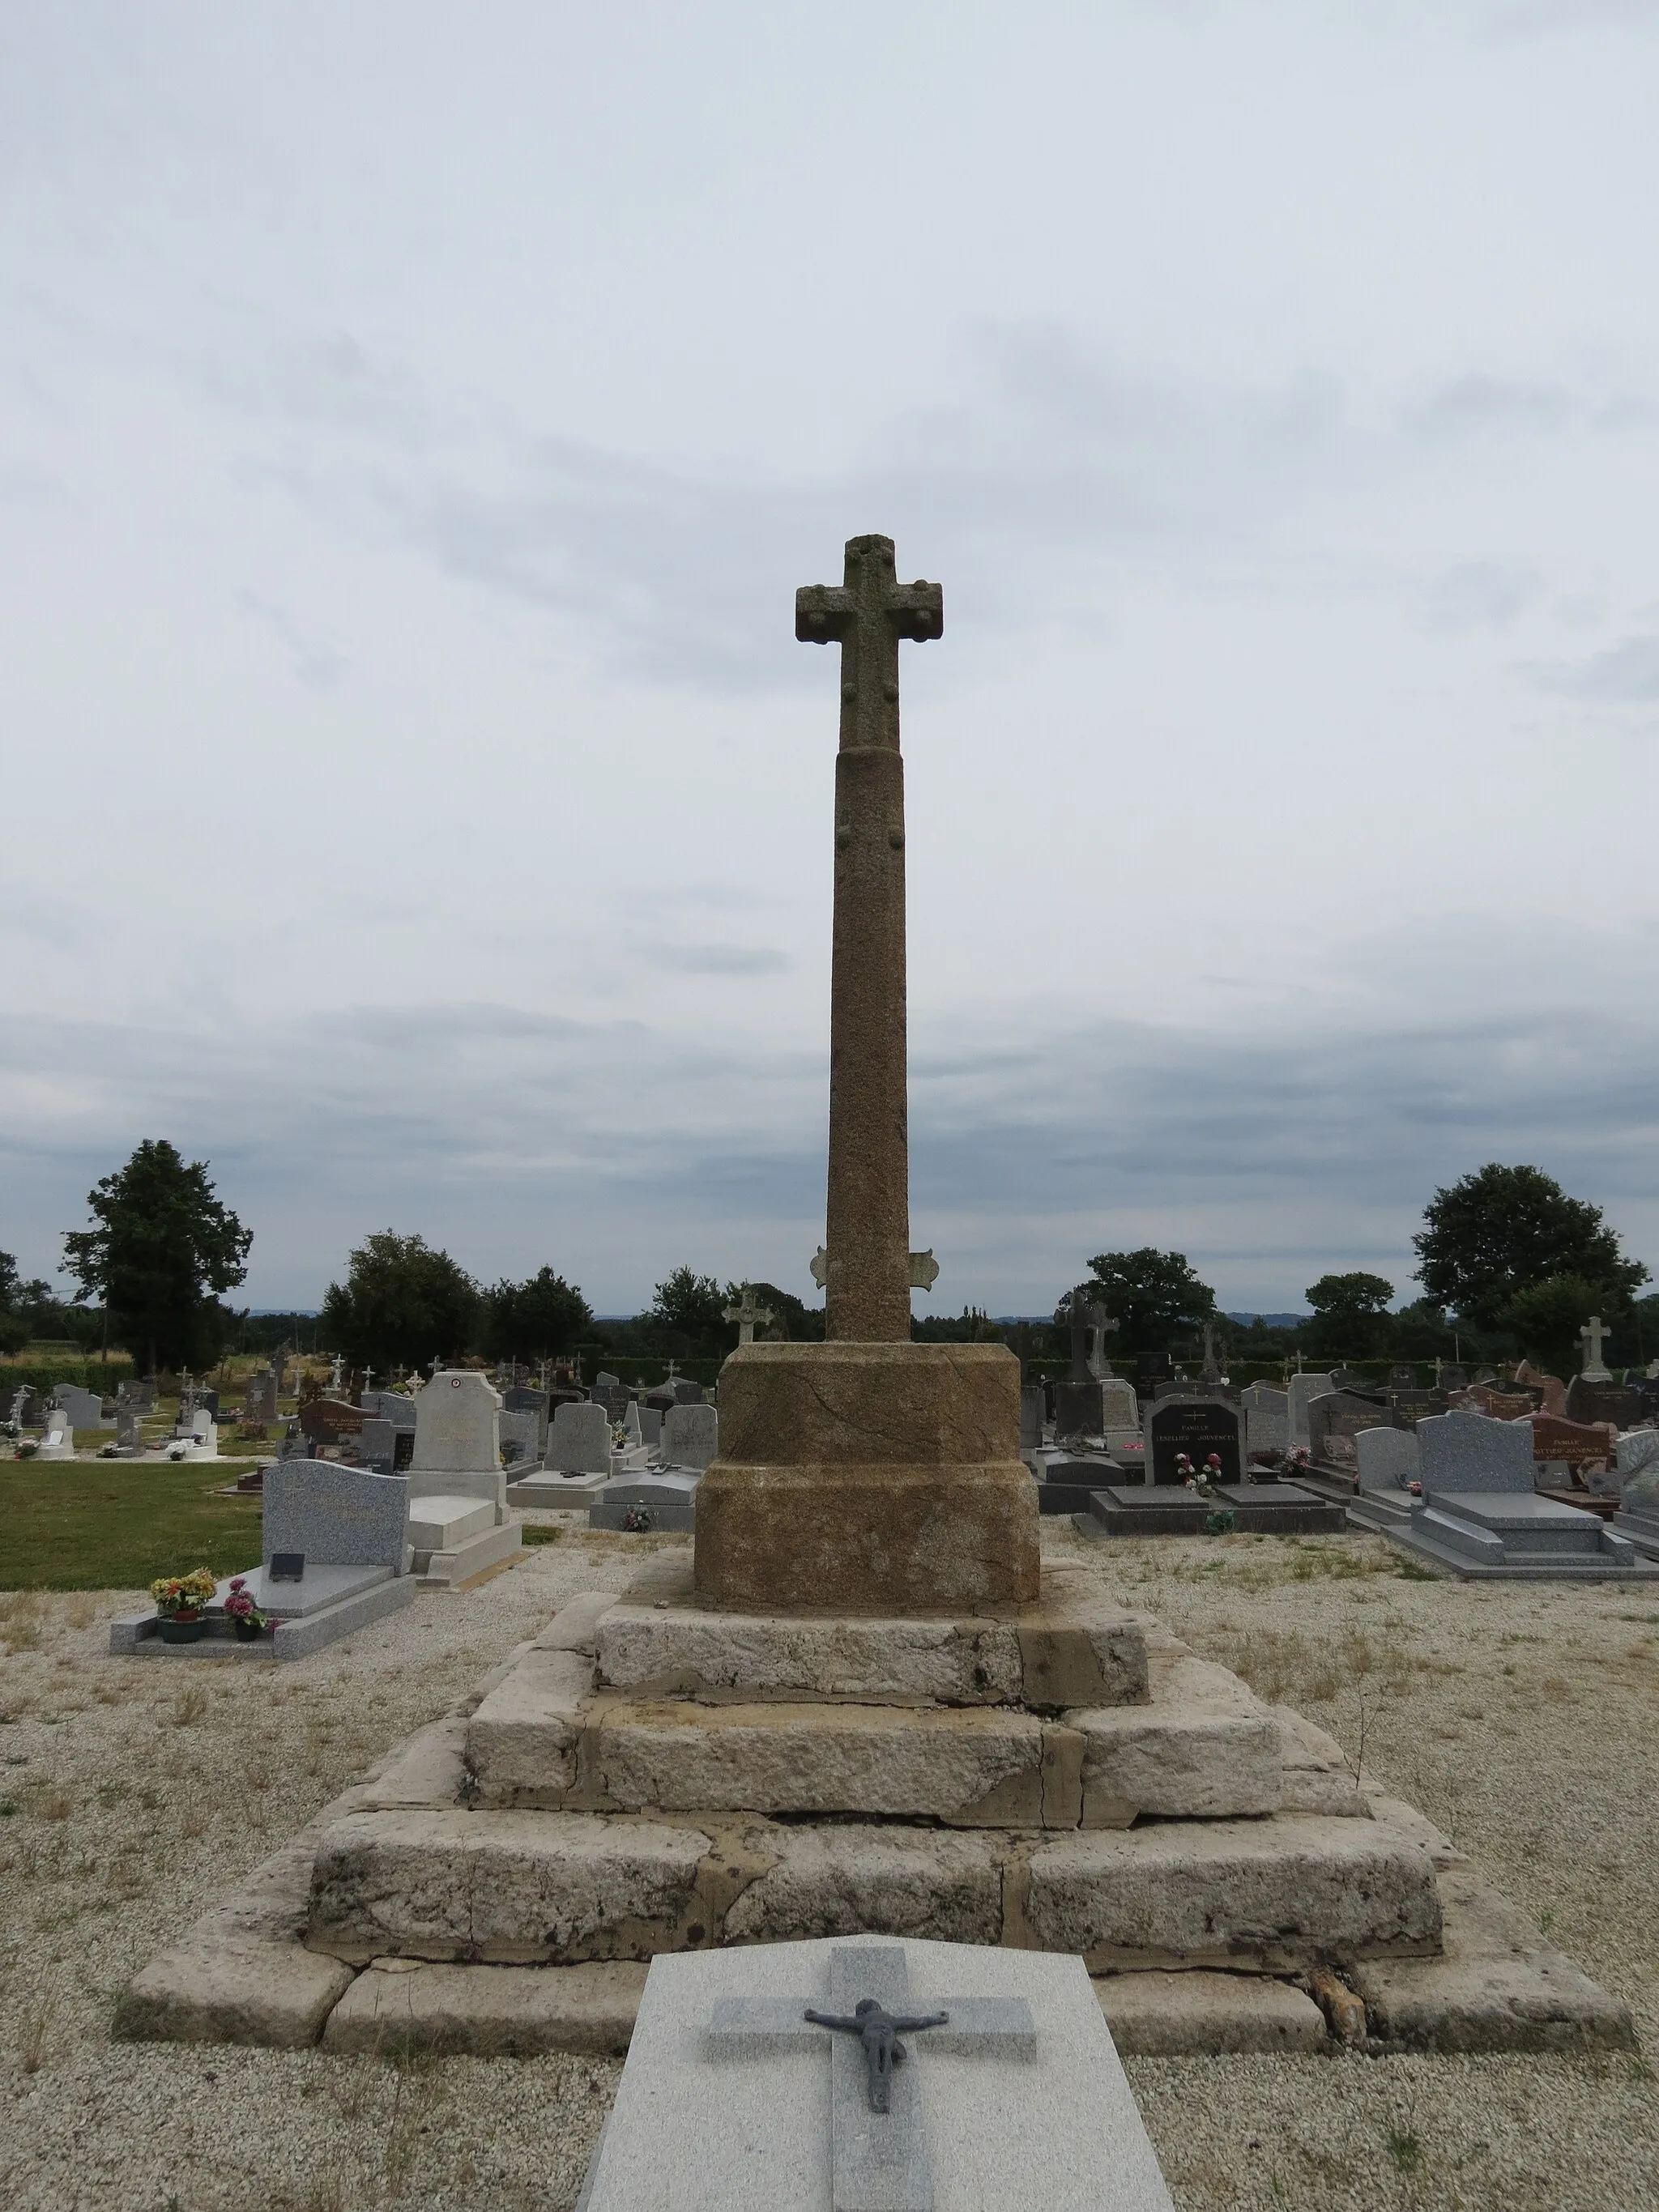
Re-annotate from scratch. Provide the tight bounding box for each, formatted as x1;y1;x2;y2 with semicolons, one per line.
221;1575;273;1639
151;1568;219;1620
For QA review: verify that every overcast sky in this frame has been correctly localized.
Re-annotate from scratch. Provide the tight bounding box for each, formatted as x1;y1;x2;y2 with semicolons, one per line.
4;1;1659;1319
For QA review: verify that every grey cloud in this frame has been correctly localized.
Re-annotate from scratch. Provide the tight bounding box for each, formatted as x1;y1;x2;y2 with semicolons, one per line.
5;964;1658;1315
235;587;350;690
1415;561;1540;635
642;943;792;976
1533;632;1659;703
1406;376;1574;443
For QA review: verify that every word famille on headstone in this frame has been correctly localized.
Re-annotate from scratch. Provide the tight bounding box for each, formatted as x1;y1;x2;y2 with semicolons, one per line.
1145;1396;1243;1485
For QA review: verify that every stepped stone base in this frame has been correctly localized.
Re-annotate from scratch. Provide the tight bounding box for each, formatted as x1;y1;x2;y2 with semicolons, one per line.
114;1575;1632;2060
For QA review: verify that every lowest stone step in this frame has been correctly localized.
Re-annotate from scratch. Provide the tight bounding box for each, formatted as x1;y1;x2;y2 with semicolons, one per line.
303;1806;1443;1972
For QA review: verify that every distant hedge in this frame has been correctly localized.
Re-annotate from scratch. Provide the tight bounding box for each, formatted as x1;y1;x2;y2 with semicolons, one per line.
0;1357;135;1396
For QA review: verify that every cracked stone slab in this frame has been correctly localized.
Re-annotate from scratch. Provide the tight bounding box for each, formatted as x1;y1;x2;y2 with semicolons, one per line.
322;1958;647;2055
114;1838;354;2048
1094;1971;1328;2055
466;1646;595;1807
1351;1867;1634;2051
721;1823;1004;1946
1021;1814;1442;1971
306;1808;714;1963
586;1698;1045;1825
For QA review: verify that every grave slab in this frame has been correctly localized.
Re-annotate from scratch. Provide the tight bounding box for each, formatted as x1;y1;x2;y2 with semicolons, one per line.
577;1935;1175;2212
1073;1482;1345;1541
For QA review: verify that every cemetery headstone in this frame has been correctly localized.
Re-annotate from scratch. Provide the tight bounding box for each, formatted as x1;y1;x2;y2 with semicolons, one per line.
1456;1383;1533;1420
1416;1410;1536;1496
1099;1375;1139;1434
1387;1366;1417;1392
1579;1315;1614;1383
548;1400;614;1475
1615;1428;1659;1484
722;1284;776;1346
590;1468;702;1533
1287;1370;1340;1448
117;1379;156;1413
403;1371;518;1583
1145;1396;1244;1485
1053;1380;1103;1438
300;1396;366;1447
499;1409;542;1468
1527;1412;1617;1476
36;1409;75;1460
502;1386;551;1450
661;1402;719;1471
1566;1376;1640;1430
1307;1388;1398;1468
115;1405;146;1454
1018;1383;1045;1451
53;1383;109;1430
1239;1382;1288;1460
244;1370;279;1424
352;1418;399;1475
1355;1426;1420;1494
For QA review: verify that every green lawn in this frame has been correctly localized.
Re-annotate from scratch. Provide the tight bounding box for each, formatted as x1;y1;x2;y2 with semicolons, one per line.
0;1464;263;1590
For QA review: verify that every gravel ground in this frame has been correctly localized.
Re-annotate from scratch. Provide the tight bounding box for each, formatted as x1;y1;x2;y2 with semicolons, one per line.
1;1519;1656;2212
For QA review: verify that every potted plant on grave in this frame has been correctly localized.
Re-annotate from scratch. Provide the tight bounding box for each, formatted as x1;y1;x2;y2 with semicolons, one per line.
150;1567;219;1643
622;1503;655;1532
221;1575;273;1642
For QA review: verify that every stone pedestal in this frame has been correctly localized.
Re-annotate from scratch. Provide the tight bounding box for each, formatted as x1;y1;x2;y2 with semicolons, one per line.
694;1341;1039;1613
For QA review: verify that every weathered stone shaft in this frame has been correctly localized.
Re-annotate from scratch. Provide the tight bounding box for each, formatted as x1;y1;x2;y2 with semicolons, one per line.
796;533;941;1342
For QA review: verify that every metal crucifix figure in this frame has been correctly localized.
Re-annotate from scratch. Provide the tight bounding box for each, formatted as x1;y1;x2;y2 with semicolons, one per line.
804;1996;950;2112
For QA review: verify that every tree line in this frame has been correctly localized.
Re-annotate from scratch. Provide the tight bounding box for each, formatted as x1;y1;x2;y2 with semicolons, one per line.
3;1143;1652;1381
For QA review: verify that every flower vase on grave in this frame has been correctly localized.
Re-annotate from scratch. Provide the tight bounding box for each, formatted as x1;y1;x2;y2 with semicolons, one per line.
158;1613;207;1643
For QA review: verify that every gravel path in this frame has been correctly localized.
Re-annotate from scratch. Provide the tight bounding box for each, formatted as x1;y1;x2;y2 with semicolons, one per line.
1;1521;1656;2212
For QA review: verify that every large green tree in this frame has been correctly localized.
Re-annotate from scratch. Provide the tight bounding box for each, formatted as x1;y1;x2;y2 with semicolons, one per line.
1081;1249;1217;1357
61;1140;250;1375
320;1231;480;1375
0;1251;36;1356
1412;1164;1648;1332
648;1268;728;1345
1499;1274;1605;1379
480;1268;593;1363
1303;1272;1395;1361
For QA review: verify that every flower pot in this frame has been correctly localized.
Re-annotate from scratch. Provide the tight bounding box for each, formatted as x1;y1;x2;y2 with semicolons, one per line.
232;1617;265;1642
157;1615;207;1644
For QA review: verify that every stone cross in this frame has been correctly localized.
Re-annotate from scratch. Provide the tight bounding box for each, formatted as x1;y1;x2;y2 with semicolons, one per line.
1060;1285;1106;1386
1201;1323;1222;1385
798;535;943;1343
722;1283;776;1347
329;1353;344;1393
1580;1316;1612;1382
706;1944;1034;2212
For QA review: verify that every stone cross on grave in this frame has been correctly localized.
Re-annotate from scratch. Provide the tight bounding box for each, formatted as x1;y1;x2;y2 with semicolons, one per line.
1580;1315;1613;1382
706;1944;1034;2212
329;1353;344;1393
722;1283;776;1348
1201;1322;1222;1384
1060;1285;1107;1387
798;535;943;1343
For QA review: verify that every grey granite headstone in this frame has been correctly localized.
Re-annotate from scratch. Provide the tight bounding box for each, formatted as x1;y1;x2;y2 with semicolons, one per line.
1018;1383;1044;1451
1356;1426;1420;1494
115;1405;145;1452
548;1400;613;1474
499;1409;542;1468
661;1402;719;1471
1416;1409;1536;1497
1239;1383;1287;1458
352;1418;398;1473
504;1386;552;1448
1615;1429;1659;1484
53;1383;109;1430
1287;1371;1340;1448
411;1370;501;1473
262;1457;410;1571
117;1380;156;1412
1099;1377;1140;1432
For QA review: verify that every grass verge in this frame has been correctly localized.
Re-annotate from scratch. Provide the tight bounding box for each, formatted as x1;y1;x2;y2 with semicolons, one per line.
0;1464;262;1589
